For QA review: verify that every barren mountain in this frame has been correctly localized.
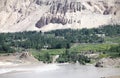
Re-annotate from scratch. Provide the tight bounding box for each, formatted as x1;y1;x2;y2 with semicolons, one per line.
0;0;120;32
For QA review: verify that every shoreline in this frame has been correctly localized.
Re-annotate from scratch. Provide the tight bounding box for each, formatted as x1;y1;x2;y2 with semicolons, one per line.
0;63;120;78
107;76;120;78
0;62;60;75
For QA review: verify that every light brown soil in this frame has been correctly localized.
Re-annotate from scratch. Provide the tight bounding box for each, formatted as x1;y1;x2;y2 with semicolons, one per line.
0;52;39;65
95;58;120;67
107;76;120;78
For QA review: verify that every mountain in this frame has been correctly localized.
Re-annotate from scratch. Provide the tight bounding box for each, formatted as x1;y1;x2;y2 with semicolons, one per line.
0;0;120;33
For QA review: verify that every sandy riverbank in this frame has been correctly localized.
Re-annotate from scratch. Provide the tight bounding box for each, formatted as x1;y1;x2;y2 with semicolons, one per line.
0;52;40;67
107;76;120;78
0;52;120;78
0;63;59;75
0;64;120;78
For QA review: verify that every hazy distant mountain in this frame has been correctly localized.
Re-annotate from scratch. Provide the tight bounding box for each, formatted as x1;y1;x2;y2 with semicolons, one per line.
0;0;120;32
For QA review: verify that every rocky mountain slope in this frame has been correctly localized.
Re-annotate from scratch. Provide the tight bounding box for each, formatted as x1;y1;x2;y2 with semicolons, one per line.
0;0;120;32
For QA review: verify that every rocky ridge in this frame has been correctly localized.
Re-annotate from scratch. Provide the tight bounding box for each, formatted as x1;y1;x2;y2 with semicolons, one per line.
0;0;120;32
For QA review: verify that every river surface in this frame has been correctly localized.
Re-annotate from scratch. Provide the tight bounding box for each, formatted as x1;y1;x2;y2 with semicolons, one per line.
0;64;120;78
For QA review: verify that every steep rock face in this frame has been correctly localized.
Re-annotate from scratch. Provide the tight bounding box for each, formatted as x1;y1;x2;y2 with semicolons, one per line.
0;0;120;32
35;0;120;30
0;0;38;32
36;14;69;28
35;0;82;28
0;0;35;25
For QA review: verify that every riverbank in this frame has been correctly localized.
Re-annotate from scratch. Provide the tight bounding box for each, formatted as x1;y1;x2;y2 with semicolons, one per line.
0;64;120;78
0;52;39;66
0;63;60;75
95;57;120;68
0;52;120;68
107;76;120;78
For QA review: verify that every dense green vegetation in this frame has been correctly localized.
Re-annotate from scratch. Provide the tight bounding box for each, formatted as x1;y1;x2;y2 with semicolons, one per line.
0;25;120;53
107;44;120;57
109;44;120;53
0;25;120;63
104;36;120;43
46;25;120;43
56;50;90;64
37;52;52;63
32;49;90;64
0;35;15;53
31;43;119;63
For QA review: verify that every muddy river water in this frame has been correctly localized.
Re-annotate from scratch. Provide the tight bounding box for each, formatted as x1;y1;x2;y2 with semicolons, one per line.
0;64;120;78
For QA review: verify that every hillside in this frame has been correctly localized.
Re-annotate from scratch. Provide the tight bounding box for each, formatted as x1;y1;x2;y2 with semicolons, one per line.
0;0;120;32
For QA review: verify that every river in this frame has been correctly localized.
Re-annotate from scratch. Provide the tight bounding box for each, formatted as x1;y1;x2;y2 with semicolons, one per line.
0;64;120;78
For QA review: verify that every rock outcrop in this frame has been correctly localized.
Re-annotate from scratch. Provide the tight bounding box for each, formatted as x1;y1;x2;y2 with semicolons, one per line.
19;52;39;63
95;58;120;67
0;52;39;64
0;0;120;32
35;0;120;30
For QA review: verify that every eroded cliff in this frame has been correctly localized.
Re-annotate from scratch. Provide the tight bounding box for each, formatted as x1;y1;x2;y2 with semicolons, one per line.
0;0;120;32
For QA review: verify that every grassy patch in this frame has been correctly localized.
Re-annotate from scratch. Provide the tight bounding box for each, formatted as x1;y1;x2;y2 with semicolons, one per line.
40;49;65;55
30;49;66;58
105;36;120;43
30;42;119;62
98;54;109;59
108;52;120;58
70;43;118;52
31;43;118;57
